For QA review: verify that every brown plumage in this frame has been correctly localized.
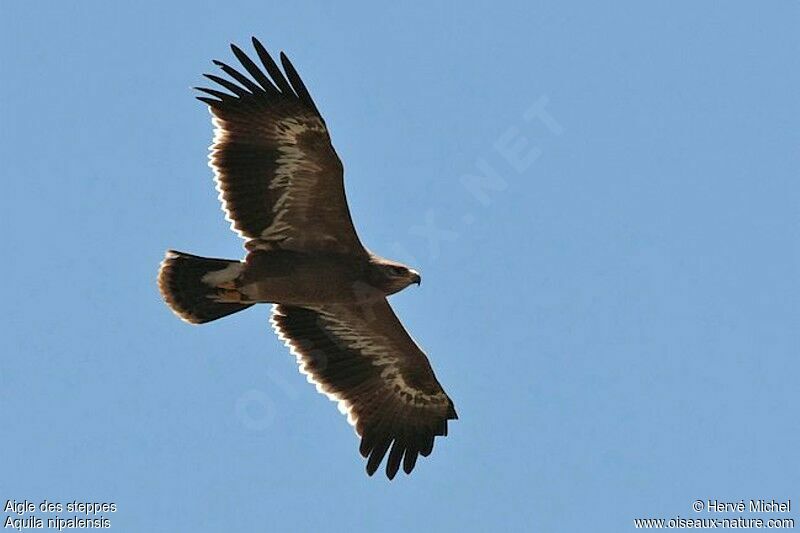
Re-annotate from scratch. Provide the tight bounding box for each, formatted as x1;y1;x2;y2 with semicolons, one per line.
157;37;456;479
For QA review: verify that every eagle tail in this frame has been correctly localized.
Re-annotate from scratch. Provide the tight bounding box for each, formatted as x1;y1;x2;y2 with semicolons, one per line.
158;250;253;324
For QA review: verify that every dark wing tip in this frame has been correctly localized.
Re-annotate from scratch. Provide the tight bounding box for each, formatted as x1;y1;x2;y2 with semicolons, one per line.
365;438;392;477
196;96;221;106
229;42;246;58
228;41;278;94
447;400;458;420
359;433;374;458
250;38;293;96
203;73;249;97
359;418;453;477
385;439;405;480
279;51;322;117
202;39;322;117
212;59;265;95
194;86;235;102
419;433;435;457
403;446;420;474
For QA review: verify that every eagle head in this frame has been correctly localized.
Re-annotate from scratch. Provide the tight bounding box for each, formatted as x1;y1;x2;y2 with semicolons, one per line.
370;258;421;295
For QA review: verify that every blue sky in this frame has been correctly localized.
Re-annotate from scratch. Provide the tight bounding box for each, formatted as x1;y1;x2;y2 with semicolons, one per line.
2;1;798;531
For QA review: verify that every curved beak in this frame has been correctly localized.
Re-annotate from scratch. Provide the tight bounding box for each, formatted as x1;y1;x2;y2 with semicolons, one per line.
410;271;421;286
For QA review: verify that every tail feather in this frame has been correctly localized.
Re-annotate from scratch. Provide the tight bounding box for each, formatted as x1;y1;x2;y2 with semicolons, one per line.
158;250;253;324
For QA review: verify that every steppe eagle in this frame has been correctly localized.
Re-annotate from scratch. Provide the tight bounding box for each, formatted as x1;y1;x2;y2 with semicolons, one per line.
157;38;457;479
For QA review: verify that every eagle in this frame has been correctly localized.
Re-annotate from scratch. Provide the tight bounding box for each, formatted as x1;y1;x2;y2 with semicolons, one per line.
157;38;457;479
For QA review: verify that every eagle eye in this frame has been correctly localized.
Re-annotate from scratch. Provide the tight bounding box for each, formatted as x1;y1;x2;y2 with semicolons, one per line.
388;265;406;276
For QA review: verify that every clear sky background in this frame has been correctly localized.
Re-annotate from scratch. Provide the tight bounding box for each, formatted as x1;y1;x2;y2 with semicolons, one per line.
2;2;798;531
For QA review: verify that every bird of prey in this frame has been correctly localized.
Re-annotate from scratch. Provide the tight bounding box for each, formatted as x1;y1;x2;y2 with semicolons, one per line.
157;38;457;479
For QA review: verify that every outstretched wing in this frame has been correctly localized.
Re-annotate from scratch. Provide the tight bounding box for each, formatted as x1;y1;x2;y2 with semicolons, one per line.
270;300;457;479
196;38;364;254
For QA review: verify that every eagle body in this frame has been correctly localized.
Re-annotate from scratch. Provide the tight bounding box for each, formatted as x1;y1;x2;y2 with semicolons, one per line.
157;38;456;479
241;249;373;304
215;249;418;305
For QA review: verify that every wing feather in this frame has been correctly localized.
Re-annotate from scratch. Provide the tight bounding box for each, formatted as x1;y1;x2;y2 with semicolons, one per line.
212;59;268;94
202;73;250;97
230;42;279;95
270;300;457;478
280;52;322;117
252;37;293;94
196;38;364;254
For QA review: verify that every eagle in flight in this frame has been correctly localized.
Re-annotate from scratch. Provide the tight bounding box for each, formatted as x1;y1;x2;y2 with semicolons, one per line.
157;38;457;479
